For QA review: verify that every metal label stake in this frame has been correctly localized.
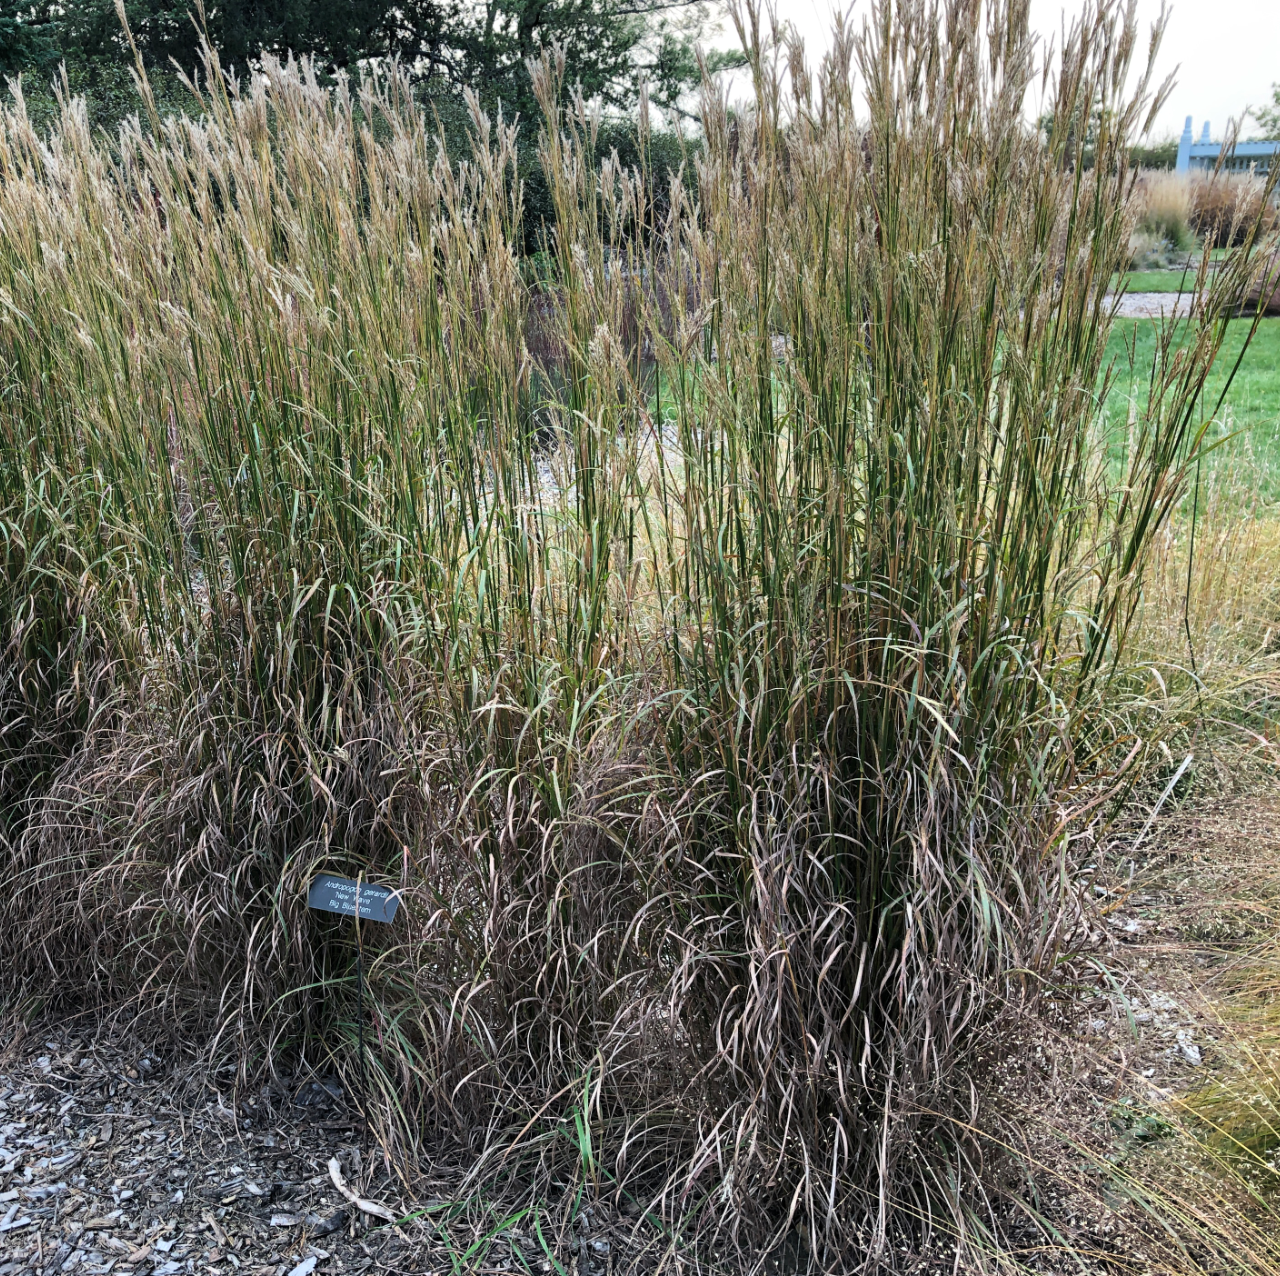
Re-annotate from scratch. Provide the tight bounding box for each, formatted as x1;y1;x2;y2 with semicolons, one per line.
307;873;401;1129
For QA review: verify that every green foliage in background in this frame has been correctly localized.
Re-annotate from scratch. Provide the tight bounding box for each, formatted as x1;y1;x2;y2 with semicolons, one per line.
1106;317;1280;500
0;0;741;131
1130;136;1179;169
1256;83;1280;139
1;0;435;76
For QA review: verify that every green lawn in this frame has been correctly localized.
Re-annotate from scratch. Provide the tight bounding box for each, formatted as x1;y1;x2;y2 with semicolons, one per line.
1103;316;1280;500
1114;269;1201;293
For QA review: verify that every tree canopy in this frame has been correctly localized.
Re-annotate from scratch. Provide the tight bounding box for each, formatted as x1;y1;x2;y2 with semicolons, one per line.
1;0;738;124
1256;84;1280;140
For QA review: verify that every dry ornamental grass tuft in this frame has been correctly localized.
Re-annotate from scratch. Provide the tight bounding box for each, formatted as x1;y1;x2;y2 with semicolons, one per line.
0;0;1277;1268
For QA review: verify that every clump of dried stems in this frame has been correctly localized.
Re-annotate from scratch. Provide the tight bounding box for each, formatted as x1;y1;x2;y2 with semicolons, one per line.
1192;171;1280;248
1136;166;1195;249
1;0;1276;1266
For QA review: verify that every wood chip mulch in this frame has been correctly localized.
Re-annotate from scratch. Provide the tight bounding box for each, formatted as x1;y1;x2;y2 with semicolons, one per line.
0;1032;433;1276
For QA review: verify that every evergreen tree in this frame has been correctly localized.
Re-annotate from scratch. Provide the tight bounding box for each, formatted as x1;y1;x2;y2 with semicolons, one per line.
1;0;60;76
452;0;734;121
3;0;728;109
2;0;733;147
2;0;456;77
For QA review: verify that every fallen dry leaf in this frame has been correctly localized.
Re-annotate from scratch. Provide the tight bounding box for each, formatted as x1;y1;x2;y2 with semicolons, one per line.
327;1159;397;1223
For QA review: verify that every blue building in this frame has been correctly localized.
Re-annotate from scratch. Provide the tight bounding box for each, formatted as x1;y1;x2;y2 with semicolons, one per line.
1176;116;1279;174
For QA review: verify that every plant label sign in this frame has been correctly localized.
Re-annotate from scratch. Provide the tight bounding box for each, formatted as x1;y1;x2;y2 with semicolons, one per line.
307;874;400;924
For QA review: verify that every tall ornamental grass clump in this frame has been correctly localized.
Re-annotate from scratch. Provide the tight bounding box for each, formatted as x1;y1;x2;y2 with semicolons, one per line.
1134;167;1194;252
1;0;1275;1263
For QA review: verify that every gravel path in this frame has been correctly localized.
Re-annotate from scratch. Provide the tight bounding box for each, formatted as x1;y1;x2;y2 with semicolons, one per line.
1107;291;1197;319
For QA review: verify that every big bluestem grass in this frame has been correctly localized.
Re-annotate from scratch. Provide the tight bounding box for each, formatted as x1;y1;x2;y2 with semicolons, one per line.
1;0;1276;1265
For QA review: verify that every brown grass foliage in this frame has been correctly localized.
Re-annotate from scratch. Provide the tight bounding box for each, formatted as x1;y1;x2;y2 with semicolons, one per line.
1192;173;1280;249
1136;440;1280;749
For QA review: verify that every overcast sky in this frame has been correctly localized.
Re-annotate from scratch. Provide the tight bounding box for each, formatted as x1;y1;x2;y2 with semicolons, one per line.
736;1;1279;140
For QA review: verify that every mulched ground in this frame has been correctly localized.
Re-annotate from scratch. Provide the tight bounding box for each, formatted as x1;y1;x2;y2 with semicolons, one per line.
0;1024;643;1276
1079;784;1280;1091
0;1032;439;1276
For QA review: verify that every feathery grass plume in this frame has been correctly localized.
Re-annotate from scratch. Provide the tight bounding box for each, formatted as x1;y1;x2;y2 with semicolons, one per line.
1135;167;1195;251
0;0;1276;1266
